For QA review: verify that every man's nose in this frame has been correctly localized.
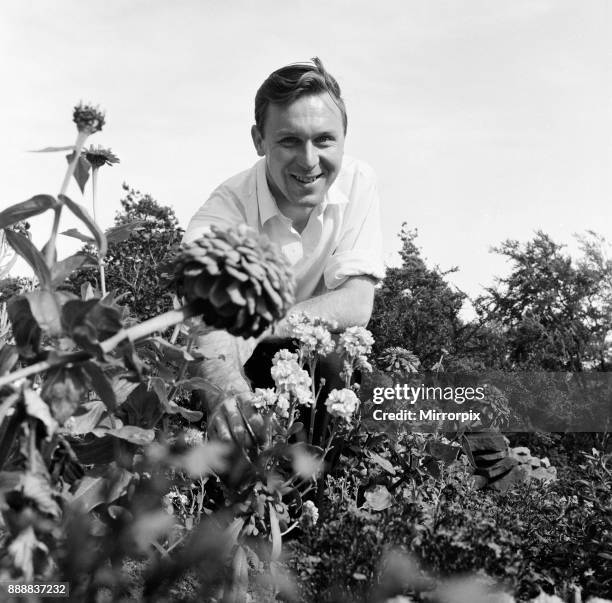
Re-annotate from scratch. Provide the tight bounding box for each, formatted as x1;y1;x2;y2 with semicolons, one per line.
297;141;318;171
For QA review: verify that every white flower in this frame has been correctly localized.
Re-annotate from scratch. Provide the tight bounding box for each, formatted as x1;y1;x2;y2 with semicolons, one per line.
271;349;313;404
183;428;204;447
325;388;359;422
287;312;335;357
252;388;278;411
338;326;374;358
301;500;319;525
275;393;290;418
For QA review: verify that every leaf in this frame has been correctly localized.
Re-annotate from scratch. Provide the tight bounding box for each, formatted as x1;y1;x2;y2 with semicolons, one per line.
228;545;249;603
8;525;47;582
41;365;87;425
175;440;230;477
105;220;147;244
82;361;117;412
363;484;394;511
51;253;97;286
71;466;133;511
147;337;195;362
23;388;58;438
0;344;19;376
24;290;62;336
149;376;202;423
0;195;57;229
6;297;41;358
21;473;61;518
66;152;91;193
60;228;95;244
4;230;51;289
269;503;282;562
107;425;155;445
64;401;108;435
426;441;460;465
29;145;75;153
59;194;107;258
367;451;396;475
119;382;163;429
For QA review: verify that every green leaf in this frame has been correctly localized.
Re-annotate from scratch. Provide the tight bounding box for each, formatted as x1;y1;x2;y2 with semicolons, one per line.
105;220;147;244
66;152;91;193
23;388;58;438
51;253;97;286
25;290;63;336
82;361;117;412
0;195;57;229
4;230;51;289
149;376;202;423
60;228;95;244
59;194;107;258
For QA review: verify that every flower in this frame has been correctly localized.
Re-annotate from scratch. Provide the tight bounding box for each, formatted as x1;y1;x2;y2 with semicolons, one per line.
73;102;105;134
301;500;319;526
271;350;314;406
338;326;374;358
251;387;278;411
287;312;335;357
174;224;295;338
325;388;359;422
83;145;120;169
276;393;290;418
183;428;204;447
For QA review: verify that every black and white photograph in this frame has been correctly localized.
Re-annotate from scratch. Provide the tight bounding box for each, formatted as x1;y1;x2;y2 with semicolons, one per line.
0;2;610;601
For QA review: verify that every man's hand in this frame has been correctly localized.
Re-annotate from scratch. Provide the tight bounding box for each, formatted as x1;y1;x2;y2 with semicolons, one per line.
207;393;265;448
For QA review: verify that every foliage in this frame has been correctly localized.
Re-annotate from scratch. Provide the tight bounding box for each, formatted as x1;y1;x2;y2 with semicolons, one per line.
477;231;612;371
66;184;185;323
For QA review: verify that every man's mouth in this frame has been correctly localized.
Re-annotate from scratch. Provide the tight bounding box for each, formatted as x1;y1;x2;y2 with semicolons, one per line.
291;174;322;184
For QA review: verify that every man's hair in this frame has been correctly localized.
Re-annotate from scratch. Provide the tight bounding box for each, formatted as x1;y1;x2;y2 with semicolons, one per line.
254;57;347;136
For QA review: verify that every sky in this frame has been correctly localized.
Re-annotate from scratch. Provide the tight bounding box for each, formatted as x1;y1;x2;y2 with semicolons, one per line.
1;0;610;310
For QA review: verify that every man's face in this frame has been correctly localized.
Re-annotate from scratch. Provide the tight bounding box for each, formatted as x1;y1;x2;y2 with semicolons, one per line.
251;93;345;218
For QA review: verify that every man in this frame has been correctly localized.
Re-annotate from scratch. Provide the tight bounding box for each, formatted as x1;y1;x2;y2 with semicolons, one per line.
183;58;384;444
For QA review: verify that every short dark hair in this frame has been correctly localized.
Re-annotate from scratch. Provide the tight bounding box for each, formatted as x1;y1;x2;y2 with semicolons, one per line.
254;57;347;136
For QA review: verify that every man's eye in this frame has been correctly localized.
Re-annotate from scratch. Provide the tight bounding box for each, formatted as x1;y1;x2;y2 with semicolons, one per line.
279;137;299;145
316;135;335;144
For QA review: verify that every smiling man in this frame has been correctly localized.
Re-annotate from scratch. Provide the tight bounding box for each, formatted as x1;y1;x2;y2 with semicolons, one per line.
183;58;384;443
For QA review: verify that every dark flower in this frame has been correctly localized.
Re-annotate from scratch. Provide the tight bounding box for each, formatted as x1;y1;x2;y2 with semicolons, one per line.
174;225;295;338
73;102;105;134
83;145;120;169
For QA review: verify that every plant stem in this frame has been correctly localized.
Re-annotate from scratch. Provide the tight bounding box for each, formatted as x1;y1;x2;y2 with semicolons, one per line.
91;167;106;296
45;131;89;267
0;302;203;389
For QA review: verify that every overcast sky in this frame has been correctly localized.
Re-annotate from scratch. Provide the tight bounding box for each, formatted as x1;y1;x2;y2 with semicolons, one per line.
1;0;610;307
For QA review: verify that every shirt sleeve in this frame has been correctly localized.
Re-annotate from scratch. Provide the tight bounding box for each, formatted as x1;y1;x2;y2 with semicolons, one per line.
323;164;385;290
182;188;247;244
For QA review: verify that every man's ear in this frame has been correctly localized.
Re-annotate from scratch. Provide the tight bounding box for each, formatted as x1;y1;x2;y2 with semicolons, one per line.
251;125;265;157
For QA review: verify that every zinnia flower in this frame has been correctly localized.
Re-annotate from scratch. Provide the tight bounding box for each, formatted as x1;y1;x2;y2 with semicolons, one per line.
73;102;106;134
83;145;120;169
173;225;295;337
325;388;359;422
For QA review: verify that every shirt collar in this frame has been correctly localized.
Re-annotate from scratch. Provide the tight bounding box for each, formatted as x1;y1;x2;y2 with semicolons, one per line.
256;158;349;227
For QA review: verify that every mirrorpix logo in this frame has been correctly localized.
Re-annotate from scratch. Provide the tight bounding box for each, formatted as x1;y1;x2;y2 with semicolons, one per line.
370;383;485;422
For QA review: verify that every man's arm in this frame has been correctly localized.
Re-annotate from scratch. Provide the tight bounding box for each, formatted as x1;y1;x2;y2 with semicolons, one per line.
271;275;376;338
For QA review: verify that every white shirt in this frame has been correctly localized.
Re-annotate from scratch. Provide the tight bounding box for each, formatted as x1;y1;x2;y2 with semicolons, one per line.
184;155;385;303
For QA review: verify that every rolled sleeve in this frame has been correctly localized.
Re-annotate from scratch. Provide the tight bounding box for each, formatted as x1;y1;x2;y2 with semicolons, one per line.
323;169;385;290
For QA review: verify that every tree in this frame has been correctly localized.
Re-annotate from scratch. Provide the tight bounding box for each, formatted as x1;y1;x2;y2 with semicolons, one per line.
66;184;184;322
476;231;611;371
369;226;470;368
